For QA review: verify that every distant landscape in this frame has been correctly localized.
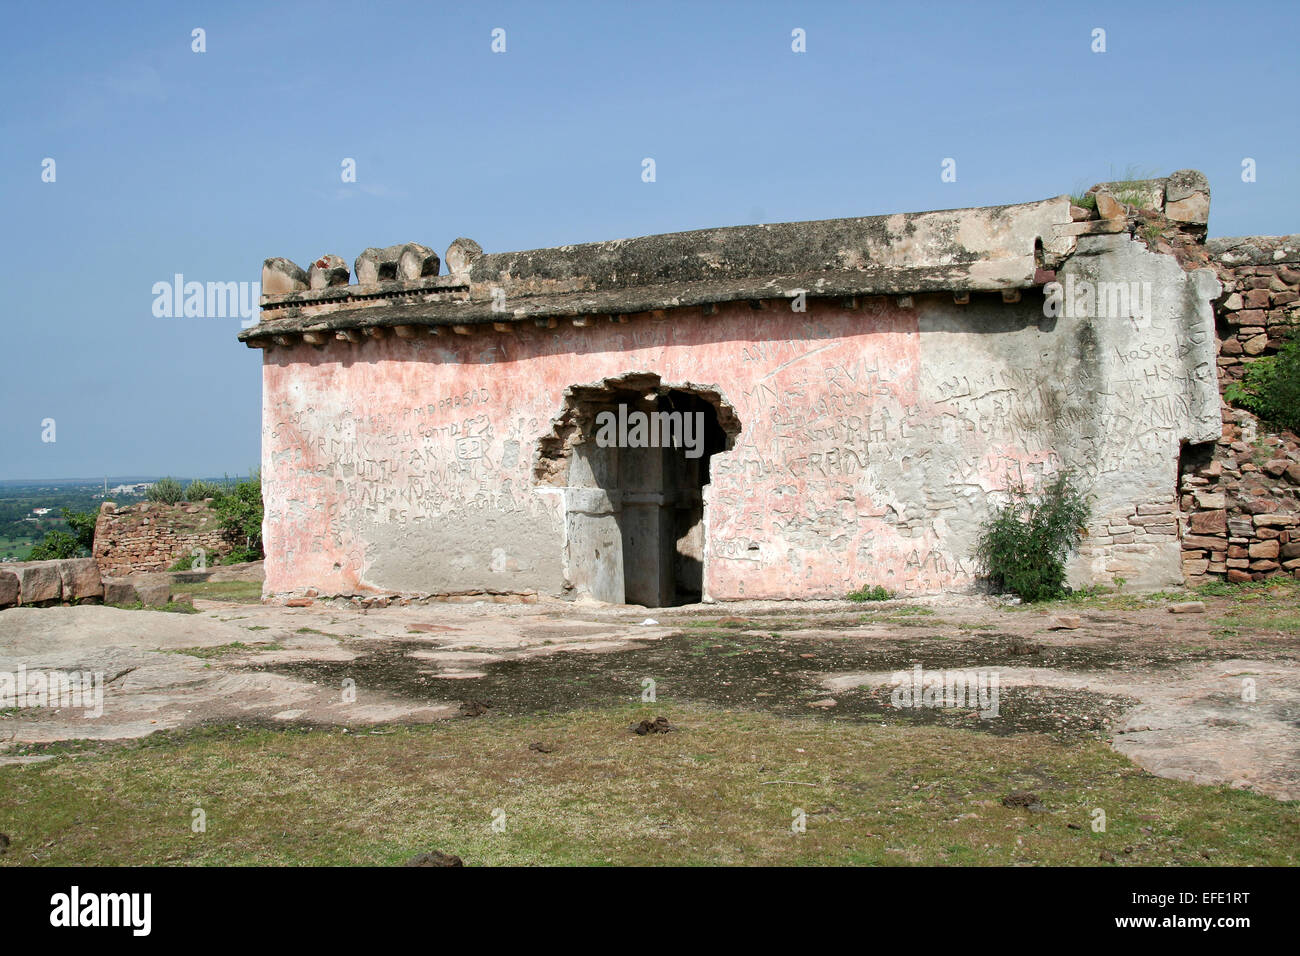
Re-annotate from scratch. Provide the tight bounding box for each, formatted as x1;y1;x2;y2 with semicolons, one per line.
0;476;246;562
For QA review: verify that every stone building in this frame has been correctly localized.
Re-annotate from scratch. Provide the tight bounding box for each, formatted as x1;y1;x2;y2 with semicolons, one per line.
238;169;1297;605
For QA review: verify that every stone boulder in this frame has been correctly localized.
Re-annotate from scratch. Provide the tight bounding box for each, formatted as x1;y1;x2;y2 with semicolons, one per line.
58;558;103;602
16;561;62;605
131;573;173;608
0;570;17;609
102;577;139;606
1163;169;1210;225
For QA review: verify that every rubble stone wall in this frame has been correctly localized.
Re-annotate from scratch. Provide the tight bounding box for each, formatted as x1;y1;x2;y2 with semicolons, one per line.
92;501;231;577
1179;237;1300;584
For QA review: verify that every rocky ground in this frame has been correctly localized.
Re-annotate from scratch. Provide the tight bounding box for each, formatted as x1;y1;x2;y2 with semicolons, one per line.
1;582;1296;802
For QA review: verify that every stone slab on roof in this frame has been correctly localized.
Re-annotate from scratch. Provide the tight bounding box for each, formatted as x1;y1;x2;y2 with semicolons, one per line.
240;195;1078;343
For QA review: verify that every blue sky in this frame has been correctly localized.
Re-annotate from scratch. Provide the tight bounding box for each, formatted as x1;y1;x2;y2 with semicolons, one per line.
1;0;1296;480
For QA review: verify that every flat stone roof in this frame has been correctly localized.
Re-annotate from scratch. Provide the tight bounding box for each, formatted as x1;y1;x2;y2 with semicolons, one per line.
240;195;1094;346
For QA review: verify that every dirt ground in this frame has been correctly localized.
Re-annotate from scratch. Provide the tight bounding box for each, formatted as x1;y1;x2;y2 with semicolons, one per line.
1;585;1297;801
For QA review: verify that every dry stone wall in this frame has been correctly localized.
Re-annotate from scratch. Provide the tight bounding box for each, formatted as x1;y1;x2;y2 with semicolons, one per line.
1177;237;1300;585
92;501;231;576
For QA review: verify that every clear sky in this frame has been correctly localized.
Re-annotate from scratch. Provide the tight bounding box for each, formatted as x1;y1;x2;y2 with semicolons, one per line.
1;0;1296;480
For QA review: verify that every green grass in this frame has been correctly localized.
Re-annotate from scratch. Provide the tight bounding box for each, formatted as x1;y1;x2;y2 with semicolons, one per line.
1;704;1294;866
846;584;892;602
166;641;284;660
106;600;199;614
174;581;263;604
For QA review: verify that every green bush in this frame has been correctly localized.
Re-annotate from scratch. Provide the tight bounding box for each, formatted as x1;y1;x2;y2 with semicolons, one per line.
847;584;892;602
62;507;97;552
147;477;184;504
220;546;262;565
169;552;204;571
214;471;264;560
1224;328;1300;433
184;479;227;502
975;472;1092;602
26;507;98;560
27;529;82;561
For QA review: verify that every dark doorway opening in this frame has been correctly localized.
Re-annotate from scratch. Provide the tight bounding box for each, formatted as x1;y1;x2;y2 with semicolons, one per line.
536;374;739;607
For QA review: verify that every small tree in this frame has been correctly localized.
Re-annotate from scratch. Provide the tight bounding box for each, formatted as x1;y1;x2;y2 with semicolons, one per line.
26;507;97;560
27;529;82;561
975;472;1091;602
214;470;264;562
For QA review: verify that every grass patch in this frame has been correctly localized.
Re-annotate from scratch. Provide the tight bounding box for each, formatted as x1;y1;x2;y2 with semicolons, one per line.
167;641;284;660
846;585;892;602
107;600;199;615
0;704;1295;866
176;581;263;604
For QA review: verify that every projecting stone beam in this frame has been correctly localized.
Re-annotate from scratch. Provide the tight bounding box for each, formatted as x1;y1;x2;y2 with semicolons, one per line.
393;325;422;339
272;334;297;347
897;295;914;309
953;292;971;305
301;331;329;346
364;326;389;339
1002;290;1022;304
336;330;363;343
451;325;471;335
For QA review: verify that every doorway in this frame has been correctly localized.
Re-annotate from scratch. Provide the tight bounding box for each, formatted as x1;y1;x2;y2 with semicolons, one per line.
536;374;738;606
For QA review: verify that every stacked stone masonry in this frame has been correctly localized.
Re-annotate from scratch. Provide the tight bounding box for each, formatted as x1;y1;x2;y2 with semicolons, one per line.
1178;237;1300;585
92;501;233;577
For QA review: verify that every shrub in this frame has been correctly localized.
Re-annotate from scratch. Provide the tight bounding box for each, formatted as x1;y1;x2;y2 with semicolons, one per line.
975;472;1092;602
219;546;262;565
1224;328;1300;433
27;529;82;561
147;477;184;504
847;584;892;602
213;471;264;560
169;552;204;571
184;478;226;502
62;507;98;552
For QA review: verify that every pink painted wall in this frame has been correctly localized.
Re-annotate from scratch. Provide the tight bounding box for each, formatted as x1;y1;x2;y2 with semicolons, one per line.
259;293;1170;600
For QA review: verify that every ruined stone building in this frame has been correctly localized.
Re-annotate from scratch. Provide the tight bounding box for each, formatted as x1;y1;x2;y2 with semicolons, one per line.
239;170;1300;605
